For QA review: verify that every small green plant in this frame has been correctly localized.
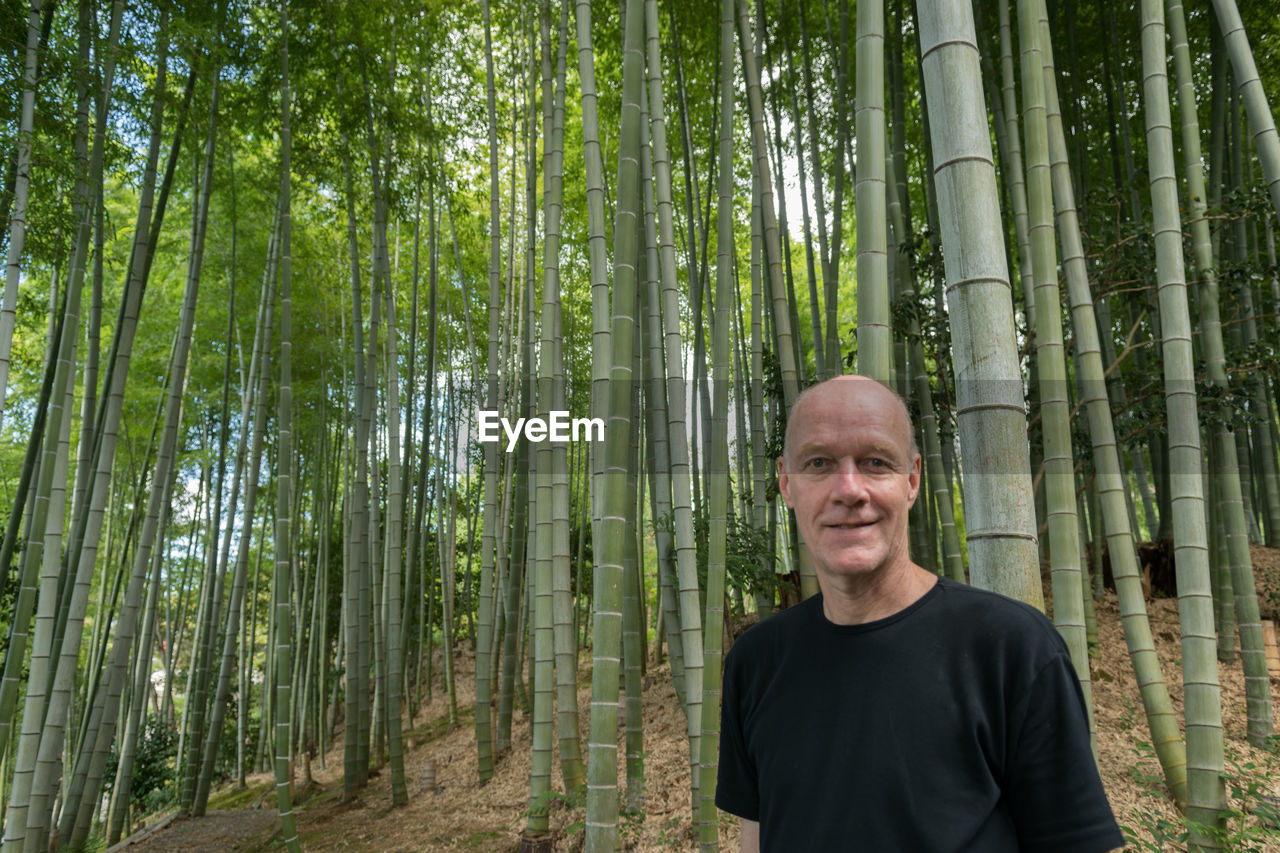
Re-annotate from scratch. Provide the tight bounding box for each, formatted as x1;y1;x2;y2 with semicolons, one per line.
619;769;649;850
103;715;179;817
526;784;588;838
461;829;504;850
1203;748;1280;852
1121;813;1188;852
653;509;791;608
1119;737;1280;851
1119;739;1187;851
619;802;645;849
1118;693;1138;733
655;816;685;850
525;784;586;819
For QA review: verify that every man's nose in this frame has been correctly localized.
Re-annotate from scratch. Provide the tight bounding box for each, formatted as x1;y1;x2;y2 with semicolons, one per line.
829;459;869;502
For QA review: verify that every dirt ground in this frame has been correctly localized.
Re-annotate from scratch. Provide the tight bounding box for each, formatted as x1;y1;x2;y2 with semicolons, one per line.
103;810;280;853
113;544;1280;852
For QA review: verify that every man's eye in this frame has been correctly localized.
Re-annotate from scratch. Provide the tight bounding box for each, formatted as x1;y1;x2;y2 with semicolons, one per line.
864;458;887;469
804;458;830;471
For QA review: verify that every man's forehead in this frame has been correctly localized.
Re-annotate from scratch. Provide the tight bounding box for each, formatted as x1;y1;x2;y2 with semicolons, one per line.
785;378;910;452
790;429;907;458
793;377;901;415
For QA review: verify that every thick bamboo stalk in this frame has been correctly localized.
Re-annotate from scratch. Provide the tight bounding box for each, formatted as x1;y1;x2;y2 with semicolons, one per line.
546;0;584;798
1140;0;1227;841
526;4;558;840
622;302;645;814
1168;0;1273;750
795;0;830;379
996;0;1034;326
855;0;891;381
1017;0;1090;728
915;0;1042;604
0;0;42;430
736;0;797;410
646;0;705;819
697;0;733;845
272;5;301;848
476;0;502;786
584;0;644;845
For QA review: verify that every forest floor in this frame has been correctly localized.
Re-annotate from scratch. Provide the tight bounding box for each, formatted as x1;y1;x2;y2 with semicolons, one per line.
112;544;1280;852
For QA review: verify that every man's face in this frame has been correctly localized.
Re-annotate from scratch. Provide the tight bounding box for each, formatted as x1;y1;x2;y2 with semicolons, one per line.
778;378;921;587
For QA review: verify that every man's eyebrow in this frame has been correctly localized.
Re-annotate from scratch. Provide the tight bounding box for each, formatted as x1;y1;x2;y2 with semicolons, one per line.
789;440;905;461
782;444;822;468
790;439;832;457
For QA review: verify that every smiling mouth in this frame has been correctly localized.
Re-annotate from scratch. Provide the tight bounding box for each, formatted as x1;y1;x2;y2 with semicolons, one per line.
830;522;874;529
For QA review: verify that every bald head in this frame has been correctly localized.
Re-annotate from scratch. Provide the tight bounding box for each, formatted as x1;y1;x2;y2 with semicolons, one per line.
782;376;919;467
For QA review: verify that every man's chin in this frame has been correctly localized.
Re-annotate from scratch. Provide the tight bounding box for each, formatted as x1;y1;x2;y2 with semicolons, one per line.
816;552;887;577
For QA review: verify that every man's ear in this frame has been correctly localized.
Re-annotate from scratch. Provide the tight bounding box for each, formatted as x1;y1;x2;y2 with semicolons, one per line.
777;456;793;508
907;453;922;507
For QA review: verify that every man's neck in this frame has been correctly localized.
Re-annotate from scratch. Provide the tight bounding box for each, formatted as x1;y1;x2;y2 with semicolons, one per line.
818;563;938;625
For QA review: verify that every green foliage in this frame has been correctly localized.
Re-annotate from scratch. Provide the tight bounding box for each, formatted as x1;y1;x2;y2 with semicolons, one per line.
651;503;778;609
207;779;272;811
654;815;687;850
460;829;506;850
688;505;788;608
212;693;242;787
0;541;18;642
1120;733;1280;852
1197;379;1263;431
104;714;179;816
761;346;786;464
524;784;668;848
524;783;588;839
1120;737;1188;852
526;782;585;819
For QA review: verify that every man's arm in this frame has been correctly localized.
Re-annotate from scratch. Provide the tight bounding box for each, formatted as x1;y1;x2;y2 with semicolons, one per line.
1007;654;1126;852
740;818;759;853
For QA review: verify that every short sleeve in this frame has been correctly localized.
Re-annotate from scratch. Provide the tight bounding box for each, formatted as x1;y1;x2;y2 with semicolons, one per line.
1004;654;1125;853
715;643;760;821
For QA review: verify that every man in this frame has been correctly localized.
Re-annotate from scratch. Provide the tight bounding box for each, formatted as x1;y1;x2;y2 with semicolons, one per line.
716;375;1123;852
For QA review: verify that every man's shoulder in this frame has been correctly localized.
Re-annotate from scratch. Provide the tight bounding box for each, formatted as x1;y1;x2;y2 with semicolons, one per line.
933;576;1047;614
931;577;1066;651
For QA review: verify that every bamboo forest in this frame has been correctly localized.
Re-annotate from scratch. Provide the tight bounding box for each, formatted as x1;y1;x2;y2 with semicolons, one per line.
4;0;1280;849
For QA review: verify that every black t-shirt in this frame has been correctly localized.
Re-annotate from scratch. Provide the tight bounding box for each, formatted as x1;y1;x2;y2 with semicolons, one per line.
716;577;1124;852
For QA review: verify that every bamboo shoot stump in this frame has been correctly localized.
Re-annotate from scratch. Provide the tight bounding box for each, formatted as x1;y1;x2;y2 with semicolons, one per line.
517;833;553;853
1262;620;1280;676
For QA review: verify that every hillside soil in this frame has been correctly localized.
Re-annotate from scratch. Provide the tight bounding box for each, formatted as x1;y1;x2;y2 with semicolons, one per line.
110;544;1280;852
